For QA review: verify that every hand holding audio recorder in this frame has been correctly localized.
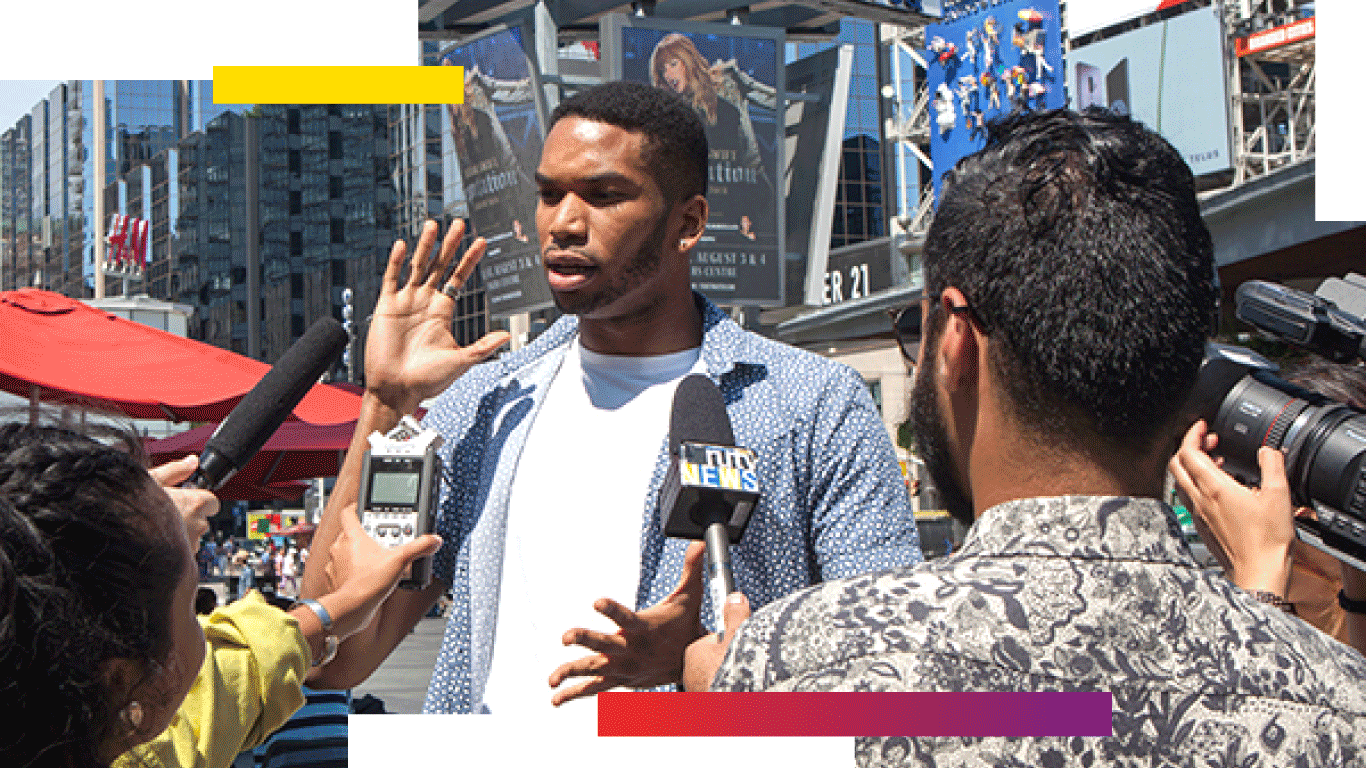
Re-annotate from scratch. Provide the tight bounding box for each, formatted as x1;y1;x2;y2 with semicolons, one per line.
355;415;443;590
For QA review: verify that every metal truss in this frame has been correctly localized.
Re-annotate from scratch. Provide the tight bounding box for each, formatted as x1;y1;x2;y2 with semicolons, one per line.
881;22;934;240
1227;0;1315;185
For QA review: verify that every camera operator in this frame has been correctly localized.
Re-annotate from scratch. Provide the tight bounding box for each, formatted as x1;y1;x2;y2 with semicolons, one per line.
685;108;1366;767
1172;359;1366;653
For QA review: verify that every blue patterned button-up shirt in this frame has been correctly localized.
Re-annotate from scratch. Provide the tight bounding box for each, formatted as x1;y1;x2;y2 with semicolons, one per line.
419;294;921;713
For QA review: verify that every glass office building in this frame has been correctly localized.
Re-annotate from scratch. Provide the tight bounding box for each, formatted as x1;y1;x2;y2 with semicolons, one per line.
10;84;83;294
0;117;32;291
136;105;397;371
0;80;250;293
789;18;894;250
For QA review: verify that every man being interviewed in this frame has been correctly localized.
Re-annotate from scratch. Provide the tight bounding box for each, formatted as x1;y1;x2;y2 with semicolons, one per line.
691;109;1366;766
302;81;920;714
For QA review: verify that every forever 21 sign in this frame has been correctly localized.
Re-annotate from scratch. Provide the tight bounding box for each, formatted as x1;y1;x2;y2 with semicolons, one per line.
821;239;892;306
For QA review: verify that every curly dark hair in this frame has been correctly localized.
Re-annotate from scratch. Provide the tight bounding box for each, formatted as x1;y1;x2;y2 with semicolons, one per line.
0;422;186;768
549;80;709;203
924;107;1218;451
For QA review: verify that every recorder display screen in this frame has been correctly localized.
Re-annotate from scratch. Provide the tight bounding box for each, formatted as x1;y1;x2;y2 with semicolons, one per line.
369;471;421;506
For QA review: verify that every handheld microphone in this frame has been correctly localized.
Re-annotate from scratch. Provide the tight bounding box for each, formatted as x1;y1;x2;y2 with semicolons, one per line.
658;375;760;631
188;318;349;490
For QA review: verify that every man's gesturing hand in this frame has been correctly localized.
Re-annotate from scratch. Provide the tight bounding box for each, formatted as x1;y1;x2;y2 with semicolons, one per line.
365;219;510;413
549;541;707;706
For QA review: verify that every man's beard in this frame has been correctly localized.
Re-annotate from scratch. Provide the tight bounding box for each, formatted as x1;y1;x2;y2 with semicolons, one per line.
550;214;670;317
911;348;976;529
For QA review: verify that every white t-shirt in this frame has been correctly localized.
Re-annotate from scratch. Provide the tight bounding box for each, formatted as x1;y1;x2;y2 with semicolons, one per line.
480;338;703;717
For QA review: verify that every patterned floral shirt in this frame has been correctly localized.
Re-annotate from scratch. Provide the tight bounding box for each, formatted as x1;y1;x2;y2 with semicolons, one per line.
712;496;1366;767
419;293;921;713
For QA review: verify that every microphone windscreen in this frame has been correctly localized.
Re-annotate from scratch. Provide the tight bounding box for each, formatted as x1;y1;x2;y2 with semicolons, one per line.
669;374;733;453
204;317;349;471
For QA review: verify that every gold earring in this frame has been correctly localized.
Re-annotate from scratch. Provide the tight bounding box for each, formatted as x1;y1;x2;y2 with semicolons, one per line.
121;701;144;733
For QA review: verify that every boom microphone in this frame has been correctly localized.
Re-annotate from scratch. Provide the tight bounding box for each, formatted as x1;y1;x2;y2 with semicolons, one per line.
188;317;349;490
658;375;760;631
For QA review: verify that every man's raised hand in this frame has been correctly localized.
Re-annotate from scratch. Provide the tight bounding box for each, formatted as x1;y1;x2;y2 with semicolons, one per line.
365;220;510;413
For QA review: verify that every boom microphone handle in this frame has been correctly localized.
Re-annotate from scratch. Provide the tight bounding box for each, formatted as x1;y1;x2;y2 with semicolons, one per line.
188;317;349;490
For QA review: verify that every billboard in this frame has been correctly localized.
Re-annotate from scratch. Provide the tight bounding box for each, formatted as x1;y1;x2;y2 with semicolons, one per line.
1070;5;1231;176
247;512;282;540
784;45;853;306
439;23;554;319
925;0;1064;201
1068;0;1185;37
602;15;786;307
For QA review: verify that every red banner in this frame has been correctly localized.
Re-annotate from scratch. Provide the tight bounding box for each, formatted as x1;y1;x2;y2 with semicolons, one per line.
1236;17;1315;57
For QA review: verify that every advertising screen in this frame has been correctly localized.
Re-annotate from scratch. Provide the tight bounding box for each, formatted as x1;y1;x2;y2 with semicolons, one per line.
439;24;554;318
1070;5;1232;176
603;15;786;306
1068;0;1183;37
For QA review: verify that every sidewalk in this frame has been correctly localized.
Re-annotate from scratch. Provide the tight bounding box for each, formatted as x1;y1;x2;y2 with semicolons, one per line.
353;616;446;714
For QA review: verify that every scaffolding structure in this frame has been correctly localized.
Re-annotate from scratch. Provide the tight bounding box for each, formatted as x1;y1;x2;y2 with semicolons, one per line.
1228;0;1316;184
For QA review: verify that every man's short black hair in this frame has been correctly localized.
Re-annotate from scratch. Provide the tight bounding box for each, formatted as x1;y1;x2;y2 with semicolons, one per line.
924;108;1217;450
549;80;708;202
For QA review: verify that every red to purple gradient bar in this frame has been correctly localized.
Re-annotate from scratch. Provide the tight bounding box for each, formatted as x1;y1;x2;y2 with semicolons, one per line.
599;692;1113;737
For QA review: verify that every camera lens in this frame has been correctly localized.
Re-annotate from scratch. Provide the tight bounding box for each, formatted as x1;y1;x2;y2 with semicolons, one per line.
1212;370;1366;517
1304;411;1366;519
1210;371;1313;485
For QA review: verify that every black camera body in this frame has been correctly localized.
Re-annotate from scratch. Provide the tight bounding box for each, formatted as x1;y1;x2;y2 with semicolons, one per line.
1192;275;1366;571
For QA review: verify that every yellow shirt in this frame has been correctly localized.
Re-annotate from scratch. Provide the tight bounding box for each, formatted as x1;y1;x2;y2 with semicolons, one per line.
116;591;309;768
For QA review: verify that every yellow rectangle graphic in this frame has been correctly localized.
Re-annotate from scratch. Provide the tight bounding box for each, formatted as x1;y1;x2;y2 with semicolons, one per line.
212;66;464;104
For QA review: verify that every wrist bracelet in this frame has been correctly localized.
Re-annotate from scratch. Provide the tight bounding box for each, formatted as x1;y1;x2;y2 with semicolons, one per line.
296;598;334;632
295;598;339;667
1338;590;1366;615
1249;590;1297;615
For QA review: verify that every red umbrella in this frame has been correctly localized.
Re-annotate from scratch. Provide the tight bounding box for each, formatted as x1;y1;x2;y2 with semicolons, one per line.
145;419;354;500
0;289;360;424
236;480;311;503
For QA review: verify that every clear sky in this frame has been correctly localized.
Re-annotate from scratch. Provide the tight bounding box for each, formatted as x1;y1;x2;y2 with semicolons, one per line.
0;80;62;133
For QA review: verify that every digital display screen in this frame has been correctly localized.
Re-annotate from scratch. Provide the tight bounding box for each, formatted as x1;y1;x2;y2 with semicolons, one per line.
369;471;421;506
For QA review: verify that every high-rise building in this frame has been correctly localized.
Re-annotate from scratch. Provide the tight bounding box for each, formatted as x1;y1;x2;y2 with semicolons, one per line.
0;80;250;294
0;117;32;291
14;83;83;295
126;104;398;371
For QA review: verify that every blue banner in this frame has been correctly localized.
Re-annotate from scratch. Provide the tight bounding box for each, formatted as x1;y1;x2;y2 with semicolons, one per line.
926;0;1064;201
